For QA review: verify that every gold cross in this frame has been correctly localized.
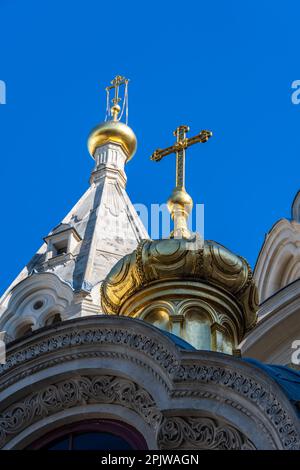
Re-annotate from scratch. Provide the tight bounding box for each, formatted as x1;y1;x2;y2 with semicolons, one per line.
151;125;212;189
150;125;212;239
106;75;129;120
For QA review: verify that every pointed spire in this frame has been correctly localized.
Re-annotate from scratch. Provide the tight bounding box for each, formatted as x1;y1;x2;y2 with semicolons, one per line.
0;78;149;330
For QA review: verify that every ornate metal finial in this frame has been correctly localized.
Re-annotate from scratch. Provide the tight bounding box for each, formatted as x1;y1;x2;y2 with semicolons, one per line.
105;75;129;122
151;125;212;239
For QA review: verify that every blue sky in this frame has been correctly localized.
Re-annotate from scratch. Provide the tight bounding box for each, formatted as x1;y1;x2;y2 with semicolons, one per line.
0;0;300;292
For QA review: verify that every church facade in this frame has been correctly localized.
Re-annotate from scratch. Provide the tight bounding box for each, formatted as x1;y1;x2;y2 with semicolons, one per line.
0;77;300;450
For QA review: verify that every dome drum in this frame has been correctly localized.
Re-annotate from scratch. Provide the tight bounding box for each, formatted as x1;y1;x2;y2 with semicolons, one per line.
101;238;258;353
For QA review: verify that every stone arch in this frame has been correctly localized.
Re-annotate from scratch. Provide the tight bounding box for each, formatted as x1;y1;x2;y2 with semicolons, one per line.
0;374;161;450
178;300;238;352
15;320;35;339
138;301;174;332
218;315;238;346
44;312;62;327
0;272;73;339
0;316;299;450
178;299;217;323
254;219;300;302
142;309;170;331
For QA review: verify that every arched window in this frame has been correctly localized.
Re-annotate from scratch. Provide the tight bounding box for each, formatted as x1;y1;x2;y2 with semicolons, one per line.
15;323;33;339
28;420;147;450
143;309;170;331
45;313;62;326
211;323;234;354
222;329;233;355
183;310;211;350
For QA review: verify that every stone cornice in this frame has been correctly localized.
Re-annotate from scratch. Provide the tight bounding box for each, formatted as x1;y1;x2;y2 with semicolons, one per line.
0;316;299;449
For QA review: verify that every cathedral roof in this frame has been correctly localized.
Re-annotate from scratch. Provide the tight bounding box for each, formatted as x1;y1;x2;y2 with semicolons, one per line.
0;148;148;309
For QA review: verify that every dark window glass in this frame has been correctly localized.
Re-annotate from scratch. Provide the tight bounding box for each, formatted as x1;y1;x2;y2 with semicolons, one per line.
47;437;69;450
73;432;132;450
46;432;133;450
29;419;147;450
56;247;67;256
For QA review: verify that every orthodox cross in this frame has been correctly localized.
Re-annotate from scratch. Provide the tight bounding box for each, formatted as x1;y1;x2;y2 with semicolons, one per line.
106;75;129;121
150;125;212;239
151;125;212;189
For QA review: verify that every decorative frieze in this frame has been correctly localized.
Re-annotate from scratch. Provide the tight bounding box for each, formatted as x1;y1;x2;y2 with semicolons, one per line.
0;375;161;448
158;416;256;450
0;317;299;449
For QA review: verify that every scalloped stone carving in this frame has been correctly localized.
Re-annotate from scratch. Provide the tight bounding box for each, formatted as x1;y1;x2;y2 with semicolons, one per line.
158;416;256;450
0;375;161;448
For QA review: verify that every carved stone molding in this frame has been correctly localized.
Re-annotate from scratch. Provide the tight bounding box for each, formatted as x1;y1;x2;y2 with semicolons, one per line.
0;350;170;394
0;375;162;449
173;364;298;449
158;416;256;450
0;317;299;449
0;324;179;386
170;391;275;448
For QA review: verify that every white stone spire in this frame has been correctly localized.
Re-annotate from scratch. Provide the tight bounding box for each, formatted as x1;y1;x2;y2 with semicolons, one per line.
0;79;149;340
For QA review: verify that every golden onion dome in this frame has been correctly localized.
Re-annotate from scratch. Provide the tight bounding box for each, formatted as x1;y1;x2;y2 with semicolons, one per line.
87;120;137;162
100;238;258;345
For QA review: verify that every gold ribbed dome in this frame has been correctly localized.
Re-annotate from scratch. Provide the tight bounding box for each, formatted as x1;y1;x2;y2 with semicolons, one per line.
100;238;258;349
87;120;137;161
